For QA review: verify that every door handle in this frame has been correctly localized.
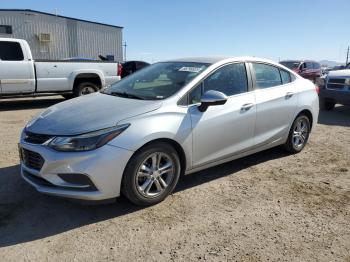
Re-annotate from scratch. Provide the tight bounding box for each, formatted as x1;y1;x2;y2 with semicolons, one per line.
241;103;254;111
286;92;294;98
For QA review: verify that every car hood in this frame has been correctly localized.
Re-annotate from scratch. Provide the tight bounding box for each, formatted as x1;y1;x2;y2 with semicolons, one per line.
327;69;350;77
26;93;162;135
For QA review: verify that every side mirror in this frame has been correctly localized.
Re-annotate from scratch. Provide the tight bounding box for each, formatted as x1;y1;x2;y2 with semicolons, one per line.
198;90;228;112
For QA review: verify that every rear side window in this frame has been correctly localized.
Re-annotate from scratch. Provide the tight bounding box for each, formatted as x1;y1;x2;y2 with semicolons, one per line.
0;41;24;61
136;62;148;70
305;62;313;69
252;63;282;88
203;63;248;96
279;69;291;84
313;63;320;69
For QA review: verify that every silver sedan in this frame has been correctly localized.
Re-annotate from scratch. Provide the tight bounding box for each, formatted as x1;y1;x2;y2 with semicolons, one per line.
19;57;319;205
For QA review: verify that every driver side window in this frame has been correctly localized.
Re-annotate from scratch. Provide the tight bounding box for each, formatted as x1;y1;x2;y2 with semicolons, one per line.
188;63;248;104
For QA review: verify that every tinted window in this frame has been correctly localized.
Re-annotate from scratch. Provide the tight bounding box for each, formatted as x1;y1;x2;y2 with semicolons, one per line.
122;62;133;72
252;63;282;88
280;69;291;84
313;62;320;69
203;63;247;96
136;62;149;70
305;62;313;69
0;41;24;61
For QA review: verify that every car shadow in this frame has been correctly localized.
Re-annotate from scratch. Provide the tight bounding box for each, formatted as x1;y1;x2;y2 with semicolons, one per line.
0;97;65;111
0;147;288;247
318;105;350;127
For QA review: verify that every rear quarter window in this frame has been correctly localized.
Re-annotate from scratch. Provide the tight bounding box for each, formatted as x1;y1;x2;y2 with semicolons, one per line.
280;69;292;84
0;41;24;61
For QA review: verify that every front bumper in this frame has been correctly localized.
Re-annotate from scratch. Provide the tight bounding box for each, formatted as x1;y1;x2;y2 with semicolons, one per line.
19;140;134;200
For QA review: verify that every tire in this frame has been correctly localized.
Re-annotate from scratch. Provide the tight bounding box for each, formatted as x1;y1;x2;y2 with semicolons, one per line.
73;82;98;97
283;115;311;153
121;142;181;206
320;98;335;111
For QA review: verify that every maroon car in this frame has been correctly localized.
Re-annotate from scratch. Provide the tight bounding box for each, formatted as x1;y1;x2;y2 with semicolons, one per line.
280;60;321;82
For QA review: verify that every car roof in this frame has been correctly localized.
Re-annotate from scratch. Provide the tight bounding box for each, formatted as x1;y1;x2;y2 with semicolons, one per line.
162;56;281;65
280;60;319;63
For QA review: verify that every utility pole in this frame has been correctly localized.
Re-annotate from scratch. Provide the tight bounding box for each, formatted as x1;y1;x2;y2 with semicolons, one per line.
123;42;127;62
346;46;349;65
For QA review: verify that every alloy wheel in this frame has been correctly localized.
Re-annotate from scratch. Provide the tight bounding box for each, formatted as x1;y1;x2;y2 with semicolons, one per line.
135;152;175;198
292;118;309;150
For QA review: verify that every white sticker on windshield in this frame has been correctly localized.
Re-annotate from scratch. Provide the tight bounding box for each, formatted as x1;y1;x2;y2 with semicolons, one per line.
178;67;203;73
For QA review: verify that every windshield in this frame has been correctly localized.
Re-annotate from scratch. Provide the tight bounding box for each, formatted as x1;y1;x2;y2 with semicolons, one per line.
103;62;210;100
280;61;300;70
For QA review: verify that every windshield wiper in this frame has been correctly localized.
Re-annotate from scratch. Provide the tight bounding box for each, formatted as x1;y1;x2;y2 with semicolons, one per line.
109;91;145;100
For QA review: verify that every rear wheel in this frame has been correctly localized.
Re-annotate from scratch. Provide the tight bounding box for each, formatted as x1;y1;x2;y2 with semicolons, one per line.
122;142;181;206
283;115;311;153
73;82;98;97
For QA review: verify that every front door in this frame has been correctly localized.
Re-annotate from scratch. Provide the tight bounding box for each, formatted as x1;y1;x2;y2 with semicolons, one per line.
189;62;256;167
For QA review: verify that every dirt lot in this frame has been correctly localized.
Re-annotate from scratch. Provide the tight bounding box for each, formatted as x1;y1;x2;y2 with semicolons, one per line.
0;96;349;262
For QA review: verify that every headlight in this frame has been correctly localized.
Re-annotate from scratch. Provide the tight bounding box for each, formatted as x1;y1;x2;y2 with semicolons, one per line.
48;124;130;152
345;78;350;85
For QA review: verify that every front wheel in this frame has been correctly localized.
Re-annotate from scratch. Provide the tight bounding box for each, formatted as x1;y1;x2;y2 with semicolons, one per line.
283;115;311;153
121;142;181;206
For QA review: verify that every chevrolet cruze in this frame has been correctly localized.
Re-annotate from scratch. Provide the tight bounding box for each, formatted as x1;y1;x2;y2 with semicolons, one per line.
19;57;319;206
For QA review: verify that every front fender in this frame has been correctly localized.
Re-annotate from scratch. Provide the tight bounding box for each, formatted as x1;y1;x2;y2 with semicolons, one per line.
108;110;193;170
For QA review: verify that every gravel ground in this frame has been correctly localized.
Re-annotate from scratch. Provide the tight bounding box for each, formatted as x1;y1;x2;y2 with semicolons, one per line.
0;97;349;262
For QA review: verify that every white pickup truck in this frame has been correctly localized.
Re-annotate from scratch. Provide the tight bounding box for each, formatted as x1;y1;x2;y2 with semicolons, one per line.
0;38;121;98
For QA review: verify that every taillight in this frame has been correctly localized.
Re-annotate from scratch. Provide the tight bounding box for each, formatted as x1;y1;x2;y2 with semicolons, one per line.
117;64;122;77
315;85;320;94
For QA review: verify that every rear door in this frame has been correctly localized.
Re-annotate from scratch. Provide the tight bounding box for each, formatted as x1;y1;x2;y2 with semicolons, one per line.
0;41;35;94
250;62;298;146
189;62;256;167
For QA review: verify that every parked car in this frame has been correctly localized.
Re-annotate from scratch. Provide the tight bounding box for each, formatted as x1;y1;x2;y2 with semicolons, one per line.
0;38;121;99
19;57;319;206
319;63;350;110
121;61;150;78
280;60;321;82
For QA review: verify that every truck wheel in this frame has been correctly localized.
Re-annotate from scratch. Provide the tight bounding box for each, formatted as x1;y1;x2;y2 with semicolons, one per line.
73;82;98;97
320;98;335;111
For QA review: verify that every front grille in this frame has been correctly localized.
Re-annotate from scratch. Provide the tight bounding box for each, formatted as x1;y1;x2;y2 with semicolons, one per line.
24;131;53;144
328;78;345;84
22;149;44;171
